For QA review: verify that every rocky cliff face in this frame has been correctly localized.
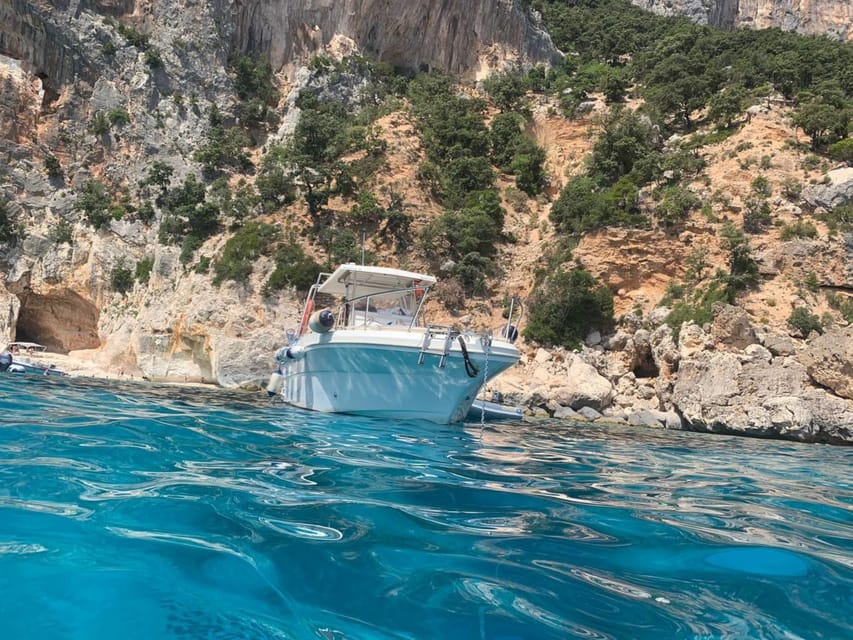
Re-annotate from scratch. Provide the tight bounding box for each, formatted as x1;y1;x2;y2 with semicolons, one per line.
231;0;561;76
632;0;853;41
0;0;559;95
0;0;560;386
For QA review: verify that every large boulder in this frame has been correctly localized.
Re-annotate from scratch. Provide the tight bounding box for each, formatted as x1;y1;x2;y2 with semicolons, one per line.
802;167;853;210
711;303;757;350
799;325;853;400
672;351;853;443
552;356;614;410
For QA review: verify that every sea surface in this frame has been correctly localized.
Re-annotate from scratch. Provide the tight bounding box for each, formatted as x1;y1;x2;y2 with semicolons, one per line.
0;374;851;640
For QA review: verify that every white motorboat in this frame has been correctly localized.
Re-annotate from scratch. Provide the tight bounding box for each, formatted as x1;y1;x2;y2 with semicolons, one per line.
268;264;521;424
0;351;67;376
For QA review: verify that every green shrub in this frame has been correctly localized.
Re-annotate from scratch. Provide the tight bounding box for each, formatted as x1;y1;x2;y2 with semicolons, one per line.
490;112;525;169
719;222;759;300
382;191;413;246
588;110;662;186
194;256;211;274
231;54;280;106
136;201;156;224
343;190;385;228
803;271;820;293
788;307;823;336
420;190;505;264
193;126;252;175
44;155;62;178
510;139;547;196
751;175;771;197
144;47;163;69
439;156;495;208
826;292;853;323
117;24;150;49
107;109;131;126
212;221;279;286
781;176;802;199
256;145;297;212
75;179;113;229
450;252;493;297
779;221;818;240
135;256;154;284
816;203;853;234
666;280;729;336
827;138;853;164
49;218;73;245
264;239;323;294
550;175;645;234
110;259;134;295
524;268;614;349
483;70;529;112
319;227;374;266
158;174;220;246
742;197;772;233
655;185;700;227
89;112;110;136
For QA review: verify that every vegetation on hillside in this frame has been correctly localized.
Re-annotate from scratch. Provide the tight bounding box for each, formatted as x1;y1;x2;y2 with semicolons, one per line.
42;3;852;343
516;0;853;344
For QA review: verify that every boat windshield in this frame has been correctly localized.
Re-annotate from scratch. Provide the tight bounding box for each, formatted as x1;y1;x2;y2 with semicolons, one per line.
313;265;435;330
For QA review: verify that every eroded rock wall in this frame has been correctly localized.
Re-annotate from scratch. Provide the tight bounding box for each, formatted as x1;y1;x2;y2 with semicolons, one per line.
631;0;853;41
231;0;561;75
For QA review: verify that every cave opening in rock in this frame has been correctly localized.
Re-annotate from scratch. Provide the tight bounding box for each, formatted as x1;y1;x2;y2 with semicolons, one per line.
15;289;100;354
632;346;660;379
35;72;60;111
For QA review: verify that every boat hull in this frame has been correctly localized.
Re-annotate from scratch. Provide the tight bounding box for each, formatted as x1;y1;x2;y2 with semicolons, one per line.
279;329;518;424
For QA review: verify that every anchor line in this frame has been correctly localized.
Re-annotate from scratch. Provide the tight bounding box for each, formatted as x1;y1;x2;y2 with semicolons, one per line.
457;336;479;378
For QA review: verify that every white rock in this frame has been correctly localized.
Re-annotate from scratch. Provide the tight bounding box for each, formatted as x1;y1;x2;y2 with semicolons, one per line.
534;348;552;363
552;358;614;410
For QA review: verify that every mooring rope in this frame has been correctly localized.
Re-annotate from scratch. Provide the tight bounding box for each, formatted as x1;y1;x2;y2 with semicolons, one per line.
458;335;479;378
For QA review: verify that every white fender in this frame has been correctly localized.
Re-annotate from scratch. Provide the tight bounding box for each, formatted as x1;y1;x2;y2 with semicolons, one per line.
266;371;284;396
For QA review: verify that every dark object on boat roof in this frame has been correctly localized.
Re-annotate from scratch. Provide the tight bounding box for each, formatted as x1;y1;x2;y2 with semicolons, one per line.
0;352;11;372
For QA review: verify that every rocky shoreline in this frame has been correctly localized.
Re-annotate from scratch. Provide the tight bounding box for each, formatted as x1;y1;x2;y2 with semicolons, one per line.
493;303;853;445
8;301;851;446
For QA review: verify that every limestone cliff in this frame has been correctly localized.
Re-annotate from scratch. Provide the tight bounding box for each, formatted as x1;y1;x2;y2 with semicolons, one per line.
632;0;853;41
0;0;560;386
0;0;559;96
232;0;562;76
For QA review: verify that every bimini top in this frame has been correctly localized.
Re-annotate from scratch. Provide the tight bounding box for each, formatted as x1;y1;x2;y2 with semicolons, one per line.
317;264;436;298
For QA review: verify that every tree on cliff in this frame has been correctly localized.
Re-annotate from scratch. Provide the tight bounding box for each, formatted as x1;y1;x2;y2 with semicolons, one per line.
524;268;615;349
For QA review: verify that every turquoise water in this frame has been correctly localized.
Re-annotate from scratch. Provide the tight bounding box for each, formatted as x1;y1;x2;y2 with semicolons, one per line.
0;375;851;640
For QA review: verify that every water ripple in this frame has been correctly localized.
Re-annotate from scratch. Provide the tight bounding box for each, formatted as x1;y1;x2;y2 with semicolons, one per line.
0;375;850;639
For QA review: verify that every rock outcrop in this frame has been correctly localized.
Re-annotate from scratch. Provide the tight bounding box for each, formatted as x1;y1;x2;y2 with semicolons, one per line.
631;0;853;41
799;325;853;401
232;0;562;76
0;0;560;96
497;303;853;444
802;167;853;211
